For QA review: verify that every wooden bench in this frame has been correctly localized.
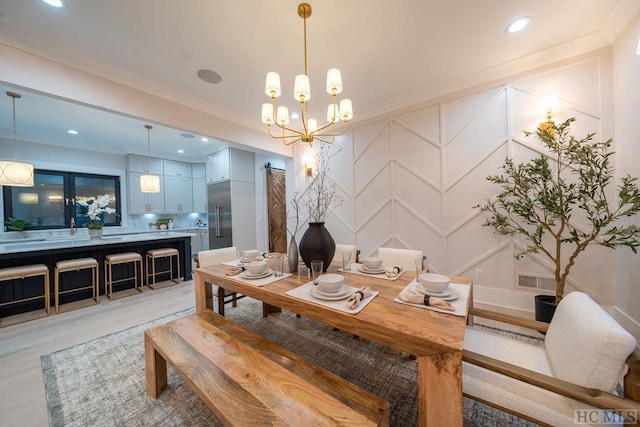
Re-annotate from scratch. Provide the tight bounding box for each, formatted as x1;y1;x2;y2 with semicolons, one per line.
144;311;390;426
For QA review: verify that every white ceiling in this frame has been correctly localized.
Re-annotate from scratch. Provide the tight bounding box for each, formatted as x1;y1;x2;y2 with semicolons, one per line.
0;0;638;162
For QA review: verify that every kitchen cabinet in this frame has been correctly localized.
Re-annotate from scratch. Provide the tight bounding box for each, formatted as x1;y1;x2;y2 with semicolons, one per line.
206;148;254;183
189;228;209;257
164;160;192;177
127;154;163;174
128;172;165;214
192;177;207;212
164;175;193;213
192;163;206;179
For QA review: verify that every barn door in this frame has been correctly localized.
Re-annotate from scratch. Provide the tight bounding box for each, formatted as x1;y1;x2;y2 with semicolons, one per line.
266;166;287;253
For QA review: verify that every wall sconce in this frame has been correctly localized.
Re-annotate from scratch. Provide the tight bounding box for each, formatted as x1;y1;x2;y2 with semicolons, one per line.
539;94;558;134
302;155;313;181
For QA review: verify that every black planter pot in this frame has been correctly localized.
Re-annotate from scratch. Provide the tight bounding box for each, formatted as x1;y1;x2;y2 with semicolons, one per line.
534;294;557;324
298;222;335;271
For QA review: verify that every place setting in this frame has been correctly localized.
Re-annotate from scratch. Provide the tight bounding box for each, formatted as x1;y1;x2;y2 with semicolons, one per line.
394;273;470;316
286;261;379;314
224;257;291;287
339;256;405;280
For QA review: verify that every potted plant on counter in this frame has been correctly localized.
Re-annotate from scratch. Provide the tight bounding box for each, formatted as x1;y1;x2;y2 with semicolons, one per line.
477;117;640;321
4;217;32;238
77;194;117;239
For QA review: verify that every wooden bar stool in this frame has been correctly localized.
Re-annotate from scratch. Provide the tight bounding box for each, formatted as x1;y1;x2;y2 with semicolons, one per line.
146;248;180;289
104;252;143;300
0;264;50;318
54;257;99;313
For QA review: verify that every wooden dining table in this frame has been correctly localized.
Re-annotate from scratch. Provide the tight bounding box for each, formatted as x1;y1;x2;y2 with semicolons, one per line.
194;263;472;427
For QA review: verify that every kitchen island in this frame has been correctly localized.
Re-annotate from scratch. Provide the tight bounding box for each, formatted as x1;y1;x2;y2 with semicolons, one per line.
0;232;194;318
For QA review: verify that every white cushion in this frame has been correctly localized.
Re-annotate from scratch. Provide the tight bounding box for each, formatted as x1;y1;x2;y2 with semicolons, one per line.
197;247;238;267
376;247;423;271
545;292;637;392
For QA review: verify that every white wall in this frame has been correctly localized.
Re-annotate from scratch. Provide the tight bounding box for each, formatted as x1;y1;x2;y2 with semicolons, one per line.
613;12;640;340
294;46;640;335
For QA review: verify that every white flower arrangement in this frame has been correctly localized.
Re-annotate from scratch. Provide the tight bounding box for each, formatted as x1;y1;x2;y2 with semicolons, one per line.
77;194;117;229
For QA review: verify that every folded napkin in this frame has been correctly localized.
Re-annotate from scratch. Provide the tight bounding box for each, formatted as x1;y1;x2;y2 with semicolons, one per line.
346;286;375;310
225;267;244;276
385;266;402;278
397;290;455;311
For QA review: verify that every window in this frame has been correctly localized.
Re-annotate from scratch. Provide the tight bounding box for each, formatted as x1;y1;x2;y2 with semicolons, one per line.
3;170;121;230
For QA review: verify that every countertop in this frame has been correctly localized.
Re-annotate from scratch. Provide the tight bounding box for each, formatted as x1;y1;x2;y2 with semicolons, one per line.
0;231;196;254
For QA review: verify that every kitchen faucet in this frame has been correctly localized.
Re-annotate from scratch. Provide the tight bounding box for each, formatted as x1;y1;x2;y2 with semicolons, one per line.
70;217;76;235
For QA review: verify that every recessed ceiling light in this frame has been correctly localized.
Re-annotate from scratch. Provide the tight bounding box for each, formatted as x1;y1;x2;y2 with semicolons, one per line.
180;133;195;139
67;129;78;135
291;113;300;119
177;149;184;154
201;137;209;142
197;69;222;84
505;17;531;34
42;0;63;7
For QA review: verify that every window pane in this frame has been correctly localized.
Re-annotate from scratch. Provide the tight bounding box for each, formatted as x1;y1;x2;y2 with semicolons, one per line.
8;173;65;228
74;176;119;228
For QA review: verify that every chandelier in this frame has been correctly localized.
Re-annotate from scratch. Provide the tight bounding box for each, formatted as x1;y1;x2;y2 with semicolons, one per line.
261;3;353;146
140;124;160;193
0;92;34;187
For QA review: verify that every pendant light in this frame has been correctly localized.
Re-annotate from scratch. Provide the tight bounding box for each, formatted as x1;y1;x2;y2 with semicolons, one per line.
140;124;160;193
0;92;34;187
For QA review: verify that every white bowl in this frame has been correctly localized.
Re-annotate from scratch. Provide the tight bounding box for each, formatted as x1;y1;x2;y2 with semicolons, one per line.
316;273;345;293
362;257;383;270
418;273;450;293
245;261;267;274
243;249;259;261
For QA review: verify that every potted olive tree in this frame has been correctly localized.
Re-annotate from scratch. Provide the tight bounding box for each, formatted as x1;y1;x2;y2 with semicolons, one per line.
477;117;640;321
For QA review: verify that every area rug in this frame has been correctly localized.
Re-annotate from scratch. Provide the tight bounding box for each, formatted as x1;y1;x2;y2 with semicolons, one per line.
42;299;542;426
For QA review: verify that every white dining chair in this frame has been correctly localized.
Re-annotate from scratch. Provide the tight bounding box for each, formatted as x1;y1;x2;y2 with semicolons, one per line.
197;247;241;316
376;247;423;271
331;244;359;269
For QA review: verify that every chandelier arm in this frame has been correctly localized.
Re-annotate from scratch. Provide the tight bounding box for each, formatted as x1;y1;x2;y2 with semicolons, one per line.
313;121;348;138
266;124;305;142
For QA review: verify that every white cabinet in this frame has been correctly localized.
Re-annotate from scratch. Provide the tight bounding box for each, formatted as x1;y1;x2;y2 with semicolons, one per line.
206;149;230;183
189;228;209;256
164;175;193;213
164;160;192;177
206;148;254;183
192;163;206;179
127;154;163;174
128;172;165;214
192;177;207;213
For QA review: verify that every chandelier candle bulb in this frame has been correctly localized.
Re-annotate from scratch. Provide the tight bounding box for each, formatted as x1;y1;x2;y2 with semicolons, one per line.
326;68;342;94
276;106;290;125
294;74;311;101
265;72;281;97
261;103;274;124
307;119;318;134
339;99;353;120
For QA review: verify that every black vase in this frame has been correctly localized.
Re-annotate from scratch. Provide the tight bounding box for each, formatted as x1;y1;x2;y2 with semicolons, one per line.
298;222;335;271
534;294;557;324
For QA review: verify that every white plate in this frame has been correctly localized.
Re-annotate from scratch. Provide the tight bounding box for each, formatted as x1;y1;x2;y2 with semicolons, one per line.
240;256;264;263
357;265;388;274
315;285;347;297
412;283;460;301
311;285;354;301
240;269;273;279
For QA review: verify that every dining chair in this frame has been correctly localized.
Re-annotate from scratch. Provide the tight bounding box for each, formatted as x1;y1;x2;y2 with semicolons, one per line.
376;247;423;271
197;247;242;316
331;244;360;269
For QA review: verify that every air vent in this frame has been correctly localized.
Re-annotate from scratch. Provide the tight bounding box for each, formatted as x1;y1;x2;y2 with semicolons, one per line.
517;274;556;291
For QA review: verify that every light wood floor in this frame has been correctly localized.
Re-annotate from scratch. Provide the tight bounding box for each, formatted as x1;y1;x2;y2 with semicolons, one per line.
0;280;196;427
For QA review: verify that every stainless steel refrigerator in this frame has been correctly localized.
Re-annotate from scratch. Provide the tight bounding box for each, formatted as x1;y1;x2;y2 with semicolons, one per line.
208;181;233;249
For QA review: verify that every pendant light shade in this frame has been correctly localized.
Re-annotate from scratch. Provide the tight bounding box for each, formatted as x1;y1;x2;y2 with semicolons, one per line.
140;124;160;193
0;92;34;187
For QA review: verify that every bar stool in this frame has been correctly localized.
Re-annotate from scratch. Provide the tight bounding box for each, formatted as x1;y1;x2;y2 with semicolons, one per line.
0;264;50;317
104;252;143;299
146;248;180;289
54;257;99;313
